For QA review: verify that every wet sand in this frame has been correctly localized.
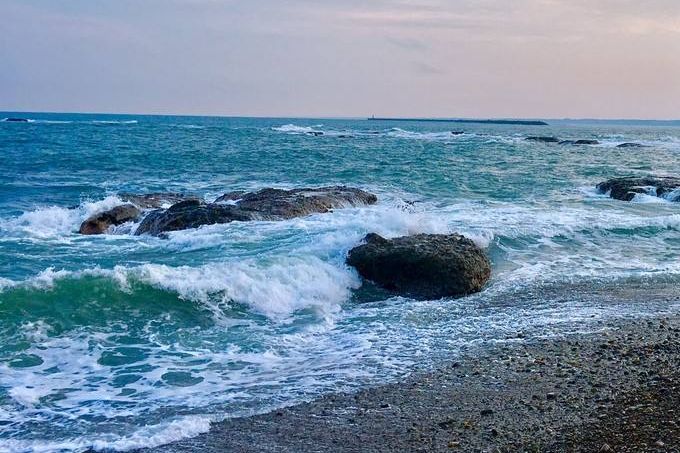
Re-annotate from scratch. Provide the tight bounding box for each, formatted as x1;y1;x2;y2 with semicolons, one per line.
139;308;680;452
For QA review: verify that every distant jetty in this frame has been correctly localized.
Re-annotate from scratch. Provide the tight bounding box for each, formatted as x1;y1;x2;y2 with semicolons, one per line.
367;117;549;126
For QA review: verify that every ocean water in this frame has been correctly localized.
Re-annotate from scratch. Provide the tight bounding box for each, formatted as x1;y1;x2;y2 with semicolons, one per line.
2;113;680;451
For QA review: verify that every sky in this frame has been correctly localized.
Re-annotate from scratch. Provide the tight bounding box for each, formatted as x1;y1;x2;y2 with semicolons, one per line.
1;0;680;119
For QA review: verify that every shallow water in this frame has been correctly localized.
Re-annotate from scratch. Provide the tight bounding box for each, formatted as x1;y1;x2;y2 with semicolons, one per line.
1;113;680;451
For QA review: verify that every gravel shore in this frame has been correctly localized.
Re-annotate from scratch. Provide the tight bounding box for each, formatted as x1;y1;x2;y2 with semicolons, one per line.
139;309;680;453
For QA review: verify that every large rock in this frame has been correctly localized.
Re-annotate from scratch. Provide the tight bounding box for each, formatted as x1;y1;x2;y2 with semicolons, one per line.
346;233;491;300
135;186;377;236
79;204;141;235
596;176;680;201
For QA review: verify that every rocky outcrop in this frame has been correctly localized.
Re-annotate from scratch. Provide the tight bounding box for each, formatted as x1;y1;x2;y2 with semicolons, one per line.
135;187;377;236
616;142;645;148
596;176;680;201
346;233;491;300
119;193;197;209
79;204;141;235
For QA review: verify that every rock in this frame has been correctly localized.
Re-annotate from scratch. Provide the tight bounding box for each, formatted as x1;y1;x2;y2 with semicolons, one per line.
134;200;252;235
346;233;491;300
450;131;465;135
596;176;680;201
617;142;645;148
136;187;377;236
233;187;377;219
3;117;30;122
560;139;600;145
79;204;141;235
119;193;196;209
526;136;560;143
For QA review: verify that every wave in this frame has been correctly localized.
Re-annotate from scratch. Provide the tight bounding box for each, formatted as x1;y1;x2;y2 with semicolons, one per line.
91;120;138;125
271;124;324;134
0;196;126;238
0;256;360;321
0;416;212;453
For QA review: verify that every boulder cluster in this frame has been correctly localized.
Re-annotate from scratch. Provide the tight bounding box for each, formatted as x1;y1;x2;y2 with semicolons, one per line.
78;187;493;300
596;176;680;202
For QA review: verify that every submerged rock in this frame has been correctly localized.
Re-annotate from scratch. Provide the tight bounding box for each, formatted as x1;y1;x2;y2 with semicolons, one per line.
119;192;196;209
346;233;491;300
2;117;30;123
136;186;377;236
596;176;680;201
560;139;600;145
450;131;465;135
526;136;560;143
79;204;141;235
617;142;645;148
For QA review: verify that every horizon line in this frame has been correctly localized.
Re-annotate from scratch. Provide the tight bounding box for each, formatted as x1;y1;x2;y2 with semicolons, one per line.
2;109;680;123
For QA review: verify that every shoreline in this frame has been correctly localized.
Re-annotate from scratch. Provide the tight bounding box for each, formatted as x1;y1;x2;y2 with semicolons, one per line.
138;308;680;452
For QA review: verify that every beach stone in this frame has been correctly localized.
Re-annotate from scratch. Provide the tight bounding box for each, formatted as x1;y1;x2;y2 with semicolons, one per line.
136;186;377;236
79;204;141;235
346;233;491;300
526;136;560;143
596;176;680;202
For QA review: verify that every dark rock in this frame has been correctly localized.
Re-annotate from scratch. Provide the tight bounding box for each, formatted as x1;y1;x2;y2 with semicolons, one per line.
560;139;600;145
226;186;377;220
119;193;197;209
346;233;491;300
79;204;141;235
526;136;560;143
617;142;645;148
450;131;465;135
3;118;30;122
134;200;252;235
596;176;680;202
136;186;377;236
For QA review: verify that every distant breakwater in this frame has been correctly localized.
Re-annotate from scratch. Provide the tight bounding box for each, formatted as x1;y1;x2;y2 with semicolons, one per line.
367;117;549;126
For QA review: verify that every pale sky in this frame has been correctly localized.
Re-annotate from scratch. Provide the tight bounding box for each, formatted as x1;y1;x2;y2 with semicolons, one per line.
2;0;680;119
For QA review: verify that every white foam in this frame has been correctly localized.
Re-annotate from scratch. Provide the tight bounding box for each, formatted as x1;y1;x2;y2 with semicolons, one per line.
0;196;125;238
272;124;323;134
91;120;138;125
132;257;359;320
0;416;212;453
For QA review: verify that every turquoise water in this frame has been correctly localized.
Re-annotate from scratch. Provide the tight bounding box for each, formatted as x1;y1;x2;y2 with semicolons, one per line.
2;113;680;451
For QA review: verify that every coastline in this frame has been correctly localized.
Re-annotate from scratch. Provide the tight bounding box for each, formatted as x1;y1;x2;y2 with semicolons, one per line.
138;288;680;453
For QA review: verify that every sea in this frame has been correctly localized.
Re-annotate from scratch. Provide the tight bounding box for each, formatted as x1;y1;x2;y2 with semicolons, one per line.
1;113;680;451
